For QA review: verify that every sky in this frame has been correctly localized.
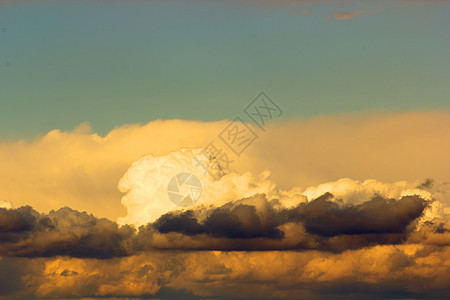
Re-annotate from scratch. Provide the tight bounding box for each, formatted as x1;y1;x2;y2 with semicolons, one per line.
0;0;450;299
0;0;449;138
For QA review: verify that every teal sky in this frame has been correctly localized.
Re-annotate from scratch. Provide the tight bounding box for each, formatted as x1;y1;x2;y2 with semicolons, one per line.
0;0;449;139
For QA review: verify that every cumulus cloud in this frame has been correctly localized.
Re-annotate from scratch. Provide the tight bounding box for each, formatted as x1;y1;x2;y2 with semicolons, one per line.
117;148;281;226
117;147;443;228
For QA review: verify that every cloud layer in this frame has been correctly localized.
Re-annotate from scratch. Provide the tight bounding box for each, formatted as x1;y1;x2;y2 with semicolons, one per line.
0;190;447;258
0;111;449;221
0;111;449;298
0;193;449;299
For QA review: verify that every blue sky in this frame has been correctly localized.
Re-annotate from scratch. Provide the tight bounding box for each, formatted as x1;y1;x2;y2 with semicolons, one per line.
0;0;449;139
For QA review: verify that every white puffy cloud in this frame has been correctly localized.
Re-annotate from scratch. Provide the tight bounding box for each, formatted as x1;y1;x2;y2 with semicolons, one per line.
117;148;444;227
117;148;280;226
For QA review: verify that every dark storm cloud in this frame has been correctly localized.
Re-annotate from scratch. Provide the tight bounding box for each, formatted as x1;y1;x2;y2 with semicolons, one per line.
154;201;283;239
0;193;446;258
0;257;31;297
0;206;135;258
286;193;427;236
153;193;427;242
0;206;36;232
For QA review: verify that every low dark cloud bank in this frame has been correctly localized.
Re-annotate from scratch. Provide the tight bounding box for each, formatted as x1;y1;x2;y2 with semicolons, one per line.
0;193;447;258
0;206;135;258
155;193;427;238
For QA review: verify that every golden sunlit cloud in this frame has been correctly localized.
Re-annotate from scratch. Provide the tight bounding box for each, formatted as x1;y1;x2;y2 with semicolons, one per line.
0;110;448;221
0;110;449;299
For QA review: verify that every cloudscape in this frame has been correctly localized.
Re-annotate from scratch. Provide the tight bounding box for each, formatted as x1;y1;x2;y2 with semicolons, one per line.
0;0;449;299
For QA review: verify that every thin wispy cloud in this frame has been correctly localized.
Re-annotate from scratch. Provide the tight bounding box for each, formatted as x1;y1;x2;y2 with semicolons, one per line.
330;10;377;20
